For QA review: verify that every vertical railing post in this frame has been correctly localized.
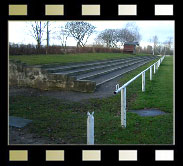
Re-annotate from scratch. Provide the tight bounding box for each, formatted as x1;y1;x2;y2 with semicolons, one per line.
87;112;94;145
142;72;145;92
154;64;156;74
121;87;126;128
150;66;152;81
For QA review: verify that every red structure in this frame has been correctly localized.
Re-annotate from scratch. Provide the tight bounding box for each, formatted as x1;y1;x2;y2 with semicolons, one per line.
123;42;139;54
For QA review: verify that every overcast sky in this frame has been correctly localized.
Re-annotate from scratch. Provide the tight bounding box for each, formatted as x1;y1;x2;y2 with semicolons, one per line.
9;20;174;48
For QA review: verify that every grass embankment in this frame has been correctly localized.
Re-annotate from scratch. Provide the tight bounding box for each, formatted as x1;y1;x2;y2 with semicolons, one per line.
9;53;150;65
9;56;173;144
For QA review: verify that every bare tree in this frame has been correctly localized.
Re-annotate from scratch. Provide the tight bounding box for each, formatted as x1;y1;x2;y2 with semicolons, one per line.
65;21;96;47
28;21;47;52
54;26;70;53
163;37;173;55
117;22;141;46
95;29;120;48
149;36;174;55
46;21;51;54
95;23;141;48
46;21;49;48
150;35;159;55
57;26;69;47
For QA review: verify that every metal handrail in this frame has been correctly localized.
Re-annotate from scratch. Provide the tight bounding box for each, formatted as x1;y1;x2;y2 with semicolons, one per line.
114;55;165;128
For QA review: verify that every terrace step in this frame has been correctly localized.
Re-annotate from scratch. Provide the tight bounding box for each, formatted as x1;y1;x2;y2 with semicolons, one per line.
53;56;145;75
94;57;157;86
76;56;156;81
44;56;144;73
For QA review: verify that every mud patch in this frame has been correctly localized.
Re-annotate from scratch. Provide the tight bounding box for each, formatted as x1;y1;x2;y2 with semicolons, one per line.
9;127;66;145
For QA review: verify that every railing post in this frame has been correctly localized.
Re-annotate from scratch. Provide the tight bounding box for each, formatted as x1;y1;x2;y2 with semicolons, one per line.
142;72;145;92
150;66;152;81
87;112;94;145
121;87;126;128
154;64;156;74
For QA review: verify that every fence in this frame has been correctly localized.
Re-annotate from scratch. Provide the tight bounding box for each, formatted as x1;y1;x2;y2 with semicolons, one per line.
114;56;165;128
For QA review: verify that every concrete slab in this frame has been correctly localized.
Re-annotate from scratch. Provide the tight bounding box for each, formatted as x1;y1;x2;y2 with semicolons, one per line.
9;116;32;128
129;109;166;117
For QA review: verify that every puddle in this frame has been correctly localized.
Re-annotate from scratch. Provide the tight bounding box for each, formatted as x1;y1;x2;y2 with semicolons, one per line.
9;116;32;128
128;109;166;117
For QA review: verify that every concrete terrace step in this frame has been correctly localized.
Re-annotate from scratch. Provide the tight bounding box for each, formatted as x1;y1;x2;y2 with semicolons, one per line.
76;56;156;80
53;56;146;75
44;56;144;73
76;59;144;80
94;57;156;86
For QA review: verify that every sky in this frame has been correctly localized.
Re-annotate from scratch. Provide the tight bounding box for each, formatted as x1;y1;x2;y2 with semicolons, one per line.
9;20;174;48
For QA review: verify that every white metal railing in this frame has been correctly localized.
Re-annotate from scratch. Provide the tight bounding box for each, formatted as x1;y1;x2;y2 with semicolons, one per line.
114;56;165;128
87;112;94;145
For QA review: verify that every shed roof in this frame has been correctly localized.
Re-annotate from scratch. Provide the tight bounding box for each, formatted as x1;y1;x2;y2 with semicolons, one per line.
124;42;139;46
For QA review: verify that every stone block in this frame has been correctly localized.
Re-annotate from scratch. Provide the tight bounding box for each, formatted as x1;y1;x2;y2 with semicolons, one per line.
74;80;96;93
9;60;96;93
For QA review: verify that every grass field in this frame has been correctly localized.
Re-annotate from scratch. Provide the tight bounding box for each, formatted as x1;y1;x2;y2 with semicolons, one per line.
9;53;150;65
9;55;173;144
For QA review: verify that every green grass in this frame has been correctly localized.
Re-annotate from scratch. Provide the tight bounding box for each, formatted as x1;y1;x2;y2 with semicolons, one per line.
9;56;173;144
119;56;173;113
9;53;151;65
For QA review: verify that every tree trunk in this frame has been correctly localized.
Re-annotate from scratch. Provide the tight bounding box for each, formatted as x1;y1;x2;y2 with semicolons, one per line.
46;21;49;55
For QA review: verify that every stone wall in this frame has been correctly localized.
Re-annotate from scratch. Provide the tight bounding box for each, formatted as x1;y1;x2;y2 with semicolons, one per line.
9;60;96;93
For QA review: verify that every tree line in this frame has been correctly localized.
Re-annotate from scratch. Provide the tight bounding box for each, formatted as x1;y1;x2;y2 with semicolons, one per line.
15;21;173;55
27;21;141;48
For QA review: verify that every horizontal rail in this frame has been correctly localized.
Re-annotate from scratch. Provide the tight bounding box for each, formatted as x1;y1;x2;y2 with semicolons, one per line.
114;56;165;94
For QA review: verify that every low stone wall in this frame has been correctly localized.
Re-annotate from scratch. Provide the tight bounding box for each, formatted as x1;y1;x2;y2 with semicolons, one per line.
9;60;96;93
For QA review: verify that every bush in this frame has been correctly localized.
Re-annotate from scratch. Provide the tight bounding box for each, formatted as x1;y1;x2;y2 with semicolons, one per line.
9;43;123;55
